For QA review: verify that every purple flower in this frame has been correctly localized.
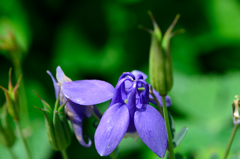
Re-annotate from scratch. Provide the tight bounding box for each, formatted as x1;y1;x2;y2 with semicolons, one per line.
94;72;168;158
47;66;115;147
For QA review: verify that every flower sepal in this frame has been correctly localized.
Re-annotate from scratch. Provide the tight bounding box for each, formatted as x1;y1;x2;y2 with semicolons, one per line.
34;92;71;151
0;68;21;121
0;103;16;148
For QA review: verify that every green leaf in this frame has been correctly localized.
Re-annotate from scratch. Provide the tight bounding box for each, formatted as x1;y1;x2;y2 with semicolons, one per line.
173;127;188;148
168;111;176;139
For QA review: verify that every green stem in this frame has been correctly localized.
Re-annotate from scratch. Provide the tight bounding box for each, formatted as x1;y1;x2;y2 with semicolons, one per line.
150;91;163;116
162;96;175;159
92;107;102;122
13;60;29;127
109;148;118;159
15;121;32;159
8;148;17;159
223;124;239;159
61;149;69;159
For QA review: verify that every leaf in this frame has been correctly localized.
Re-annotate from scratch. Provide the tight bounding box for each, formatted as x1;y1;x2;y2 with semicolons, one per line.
173;127;188;148
168;111;176;139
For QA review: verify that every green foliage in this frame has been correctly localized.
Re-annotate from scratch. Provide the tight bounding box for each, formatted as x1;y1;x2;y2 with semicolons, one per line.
1;0;240;158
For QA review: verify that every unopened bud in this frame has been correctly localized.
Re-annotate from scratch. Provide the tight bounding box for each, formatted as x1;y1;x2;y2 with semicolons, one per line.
147;11;183;96
34;92;71;151
0;68;21;121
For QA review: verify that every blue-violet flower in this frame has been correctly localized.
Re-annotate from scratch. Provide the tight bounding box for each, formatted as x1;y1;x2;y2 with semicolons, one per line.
94;71;168;158
48;66;115;147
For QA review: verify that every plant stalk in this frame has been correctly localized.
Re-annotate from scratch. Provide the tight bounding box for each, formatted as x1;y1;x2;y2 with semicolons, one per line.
8;148;17;159
15;121;32;159
61;149;69;159
162;96;174;159
223;124;239;159
13;60;29;127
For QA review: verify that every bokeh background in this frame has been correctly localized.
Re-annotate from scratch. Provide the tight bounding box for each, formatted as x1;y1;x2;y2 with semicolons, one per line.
1;0;240;158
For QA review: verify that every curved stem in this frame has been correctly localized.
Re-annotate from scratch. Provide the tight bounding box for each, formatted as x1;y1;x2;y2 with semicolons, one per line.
92;107;102;122
61;149;69;159
162;96;175;159
223;124;239;159
150;91;163;116
15;121;32;159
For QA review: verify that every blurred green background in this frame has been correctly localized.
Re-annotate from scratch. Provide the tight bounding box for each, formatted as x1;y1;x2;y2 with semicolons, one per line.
1;0;240;158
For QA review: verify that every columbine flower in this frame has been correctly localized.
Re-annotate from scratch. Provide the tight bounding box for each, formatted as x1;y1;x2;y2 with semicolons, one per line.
94;72;168;158
48;66;115;147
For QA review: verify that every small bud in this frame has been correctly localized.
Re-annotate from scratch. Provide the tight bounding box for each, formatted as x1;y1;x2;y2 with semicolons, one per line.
147;11;183;96
0;68;21;121
233;95;239;118
34;92;71;151
0;19;28;63
0;103;16;148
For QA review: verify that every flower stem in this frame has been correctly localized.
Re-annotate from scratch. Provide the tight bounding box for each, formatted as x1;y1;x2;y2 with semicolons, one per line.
223;124;239;159
92;107;102;122
109;148;118;159
61;149;69;159
15;121;32;159
8;148;17;159
162;96;175;159
13;61;29;127
150;91;163;116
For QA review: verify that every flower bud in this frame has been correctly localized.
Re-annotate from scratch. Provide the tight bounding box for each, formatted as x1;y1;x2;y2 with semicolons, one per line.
34;92;71;151
148;12;183;96
0;103;16;148
232;95;240;125
0;68;21;121
0;19;28;63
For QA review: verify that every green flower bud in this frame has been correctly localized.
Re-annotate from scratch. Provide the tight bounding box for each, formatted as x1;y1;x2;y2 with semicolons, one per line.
0;68;21;121
148;12;184;96
34;92;71;151
0;18;28;63
0;103;16;148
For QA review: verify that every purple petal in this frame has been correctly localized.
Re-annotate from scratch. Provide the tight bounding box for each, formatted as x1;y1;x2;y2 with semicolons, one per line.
131;70;147;80
134;105;167;158
94;103;129;156
56;66;71;84
149;88;171;107
71;120;92;147
47;70;59;99
126;82;137;133
65;100;93;121
109;78;132;106
61;80;114;105
65;100;93;147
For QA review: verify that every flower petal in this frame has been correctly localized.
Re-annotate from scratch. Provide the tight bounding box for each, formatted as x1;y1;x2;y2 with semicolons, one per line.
94;103;129;156
56;66;71;85
71;120;92;147
65;100;93;147
131;70;147;80
61;80;114;105
134;105;167;158
46;70;59;99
